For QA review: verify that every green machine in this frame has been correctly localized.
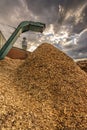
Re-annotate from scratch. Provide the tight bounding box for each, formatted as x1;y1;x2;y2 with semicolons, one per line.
0;21;46;60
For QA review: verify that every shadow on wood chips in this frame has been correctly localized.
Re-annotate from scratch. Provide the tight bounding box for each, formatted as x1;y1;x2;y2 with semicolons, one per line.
0;43;87;130
77;60;87;73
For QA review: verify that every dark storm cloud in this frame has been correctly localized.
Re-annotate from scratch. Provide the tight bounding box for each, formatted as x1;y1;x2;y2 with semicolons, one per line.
0;0;21;17
25;0;87;33
0;0;87;31
63;0;85;9
0;0;22;25
0;0;87;60
25;0;60;24
58;0;87;33
63;29;87;59
62;0;87;33
26;0;58;14
25;0;86;13
0;0;20;10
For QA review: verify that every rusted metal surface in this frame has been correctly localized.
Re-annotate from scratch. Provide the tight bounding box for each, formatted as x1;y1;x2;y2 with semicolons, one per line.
7;47;29;60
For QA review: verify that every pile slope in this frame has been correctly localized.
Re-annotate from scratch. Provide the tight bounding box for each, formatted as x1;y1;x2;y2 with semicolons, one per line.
77;60;87;73
0;43;87;130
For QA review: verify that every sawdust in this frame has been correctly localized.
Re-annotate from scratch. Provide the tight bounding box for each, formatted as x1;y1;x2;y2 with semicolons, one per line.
77;60;87;73
0;43;87;130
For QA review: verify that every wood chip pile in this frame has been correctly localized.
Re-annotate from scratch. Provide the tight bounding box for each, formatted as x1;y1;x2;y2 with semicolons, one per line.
77;60;87;73
0;43;87;130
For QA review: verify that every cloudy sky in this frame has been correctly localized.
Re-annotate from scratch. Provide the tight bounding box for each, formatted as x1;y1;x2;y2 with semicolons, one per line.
0;0;87;59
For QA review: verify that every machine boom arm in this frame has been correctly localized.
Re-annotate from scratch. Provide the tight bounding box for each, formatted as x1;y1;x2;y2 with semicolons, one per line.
0;21;45;60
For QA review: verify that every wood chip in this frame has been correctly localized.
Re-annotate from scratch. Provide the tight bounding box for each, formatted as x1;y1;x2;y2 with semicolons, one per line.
77;60;87;73
0;43;87;130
